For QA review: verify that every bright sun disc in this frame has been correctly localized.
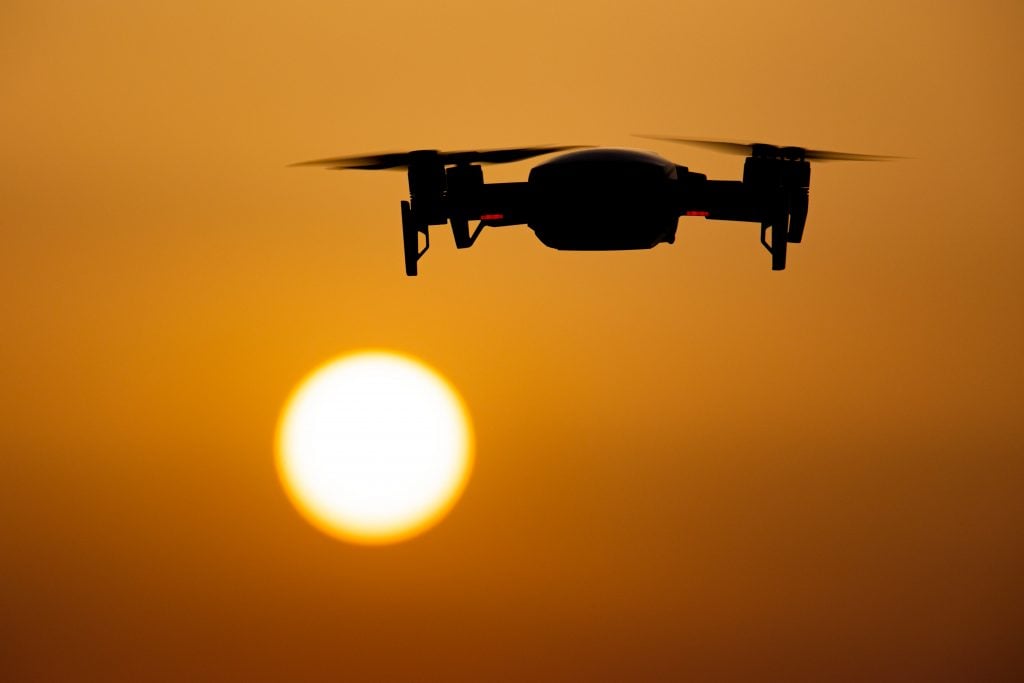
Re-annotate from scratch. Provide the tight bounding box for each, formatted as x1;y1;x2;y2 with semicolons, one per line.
276;351;473;544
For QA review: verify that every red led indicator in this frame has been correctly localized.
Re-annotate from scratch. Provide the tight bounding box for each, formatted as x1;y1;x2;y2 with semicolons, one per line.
480;213;504;221
686;210;710;217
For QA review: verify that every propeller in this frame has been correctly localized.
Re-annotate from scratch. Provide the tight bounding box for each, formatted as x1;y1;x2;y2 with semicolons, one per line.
634;135;902;161
291;145;588;170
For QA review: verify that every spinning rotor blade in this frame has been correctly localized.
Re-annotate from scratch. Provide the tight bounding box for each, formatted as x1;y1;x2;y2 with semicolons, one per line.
634;135;901;161
291;145;587;170
635;135;752;156
289;151;418;170
445;145;587;165
801;148;902;162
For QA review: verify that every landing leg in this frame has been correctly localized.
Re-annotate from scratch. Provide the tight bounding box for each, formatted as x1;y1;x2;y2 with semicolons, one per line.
760;209;789;271
401;200;428;276
771;210;788;271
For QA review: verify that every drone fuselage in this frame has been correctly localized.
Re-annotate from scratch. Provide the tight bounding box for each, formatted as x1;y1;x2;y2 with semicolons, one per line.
527;149;680;251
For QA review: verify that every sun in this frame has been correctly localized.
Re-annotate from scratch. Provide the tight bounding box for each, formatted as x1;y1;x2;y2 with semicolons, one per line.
276;350;474;544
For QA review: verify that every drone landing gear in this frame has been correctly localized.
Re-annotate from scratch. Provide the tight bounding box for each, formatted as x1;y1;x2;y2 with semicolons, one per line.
401;200;429;276
450;217;487;249
760;209;789;271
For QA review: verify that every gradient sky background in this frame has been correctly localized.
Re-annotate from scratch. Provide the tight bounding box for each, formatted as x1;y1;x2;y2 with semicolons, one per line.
3;1;1022;680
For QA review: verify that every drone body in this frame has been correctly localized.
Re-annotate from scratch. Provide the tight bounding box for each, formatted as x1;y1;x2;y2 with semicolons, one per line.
296;137;892;275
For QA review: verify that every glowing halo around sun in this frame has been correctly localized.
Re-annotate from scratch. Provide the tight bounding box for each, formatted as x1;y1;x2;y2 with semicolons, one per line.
276;350;474;545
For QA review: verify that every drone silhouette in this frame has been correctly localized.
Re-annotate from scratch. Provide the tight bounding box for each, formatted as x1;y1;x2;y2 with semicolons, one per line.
294;136;897;275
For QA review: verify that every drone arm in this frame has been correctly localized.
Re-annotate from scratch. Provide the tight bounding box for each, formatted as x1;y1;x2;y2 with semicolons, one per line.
464;182;531;226
679;179;764;222
446;180;530;250
677;177;791;270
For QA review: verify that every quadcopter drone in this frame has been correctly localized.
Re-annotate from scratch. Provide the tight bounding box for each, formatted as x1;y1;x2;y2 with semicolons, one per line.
294;136;895;275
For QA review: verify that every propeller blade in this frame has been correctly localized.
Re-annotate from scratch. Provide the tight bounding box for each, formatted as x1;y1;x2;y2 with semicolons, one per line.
635;135;754;155
801;149;903;162
634;135;902;162
289;151;413;170
291;145;588;170
450;145;588;165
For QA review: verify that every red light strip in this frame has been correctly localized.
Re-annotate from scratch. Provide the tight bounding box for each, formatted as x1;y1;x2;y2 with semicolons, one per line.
480;213;504;221
685;210;710;217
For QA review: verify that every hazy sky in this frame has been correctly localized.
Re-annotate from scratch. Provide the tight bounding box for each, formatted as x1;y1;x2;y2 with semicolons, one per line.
3;1;1022;680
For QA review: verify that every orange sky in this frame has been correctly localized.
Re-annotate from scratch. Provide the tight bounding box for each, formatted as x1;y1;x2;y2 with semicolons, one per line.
2;1;1023;680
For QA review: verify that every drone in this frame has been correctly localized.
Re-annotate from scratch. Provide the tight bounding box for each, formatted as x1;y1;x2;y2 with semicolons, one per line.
294;136;896;275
